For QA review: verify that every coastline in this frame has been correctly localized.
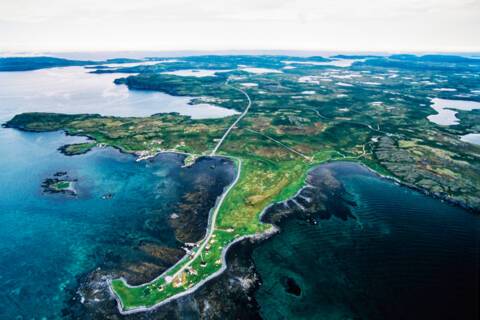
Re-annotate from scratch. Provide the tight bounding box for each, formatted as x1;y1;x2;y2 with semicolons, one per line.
358;161;480;214
110;156;479;314
108;159;348;314
249;161;480;320
109;224;279;315
3;124;478;315
108;155;245;314
107;159;364;314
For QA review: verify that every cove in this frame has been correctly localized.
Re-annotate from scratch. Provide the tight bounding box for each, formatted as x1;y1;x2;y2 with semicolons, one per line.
254;162;479;320
461;133;480;146
0;66;238;119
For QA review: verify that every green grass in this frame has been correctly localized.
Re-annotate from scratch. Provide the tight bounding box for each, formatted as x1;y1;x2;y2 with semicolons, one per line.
109;151;337;311
59;142;96;156
110;154;316;310
52;181;71;190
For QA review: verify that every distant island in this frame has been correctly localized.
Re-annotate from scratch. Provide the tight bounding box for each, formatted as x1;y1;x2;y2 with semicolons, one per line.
0;56;144;71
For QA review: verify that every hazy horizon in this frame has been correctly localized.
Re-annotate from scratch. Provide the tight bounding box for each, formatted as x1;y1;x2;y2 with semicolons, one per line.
1;0;479;53
1;50;480;61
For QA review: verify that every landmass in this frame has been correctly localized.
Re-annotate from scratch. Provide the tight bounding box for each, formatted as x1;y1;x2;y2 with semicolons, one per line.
42;172;77;196
4;53;480;313
0;56;144;71
58;142;97;156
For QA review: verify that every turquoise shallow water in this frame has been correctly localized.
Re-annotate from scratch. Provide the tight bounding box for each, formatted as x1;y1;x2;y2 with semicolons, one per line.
254;162;480;320
0;128;175;319
0;66;237;319
0;127;233;319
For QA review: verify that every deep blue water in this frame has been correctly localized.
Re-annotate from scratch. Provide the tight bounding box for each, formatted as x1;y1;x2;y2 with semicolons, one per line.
254;162;480;320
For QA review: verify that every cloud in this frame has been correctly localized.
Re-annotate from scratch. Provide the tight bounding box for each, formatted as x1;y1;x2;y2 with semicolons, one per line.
0;0;479;52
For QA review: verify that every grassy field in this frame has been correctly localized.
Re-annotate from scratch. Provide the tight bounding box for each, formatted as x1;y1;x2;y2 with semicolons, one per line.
52;181;71;190
110;155;312;311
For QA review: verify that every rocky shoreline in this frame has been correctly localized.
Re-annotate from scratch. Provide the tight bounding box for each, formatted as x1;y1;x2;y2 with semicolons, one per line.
58;142;96;156
362;161;480;214
42;171;77;196
15;145;480;319
373;136;480;213
61;161;361;319
63;238;263;320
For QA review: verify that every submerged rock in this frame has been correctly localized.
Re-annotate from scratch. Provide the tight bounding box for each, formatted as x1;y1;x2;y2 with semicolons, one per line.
262;165;357;225
282;277;302;296
101;193;114;200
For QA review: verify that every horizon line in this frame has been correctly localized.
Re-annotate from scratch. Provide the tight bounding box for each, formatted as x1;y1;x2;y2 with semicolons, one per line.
1;48;480;58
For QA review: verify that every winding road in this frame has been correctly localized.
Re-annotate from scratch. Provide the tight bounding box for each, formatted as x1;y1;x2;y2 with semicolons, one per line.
171;79;252;279
210;79;252;156
113;77;270;312
169;157;242;281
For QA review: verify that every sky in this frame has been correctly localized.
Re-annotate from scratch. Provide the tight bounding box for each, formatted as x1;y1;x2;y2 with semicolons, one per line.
0;0;479;53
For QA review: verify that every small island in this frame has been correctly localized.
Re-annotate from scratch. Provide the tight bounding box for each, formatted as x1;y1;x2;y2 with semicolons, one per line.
58;142;96;156
42;172;77;196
